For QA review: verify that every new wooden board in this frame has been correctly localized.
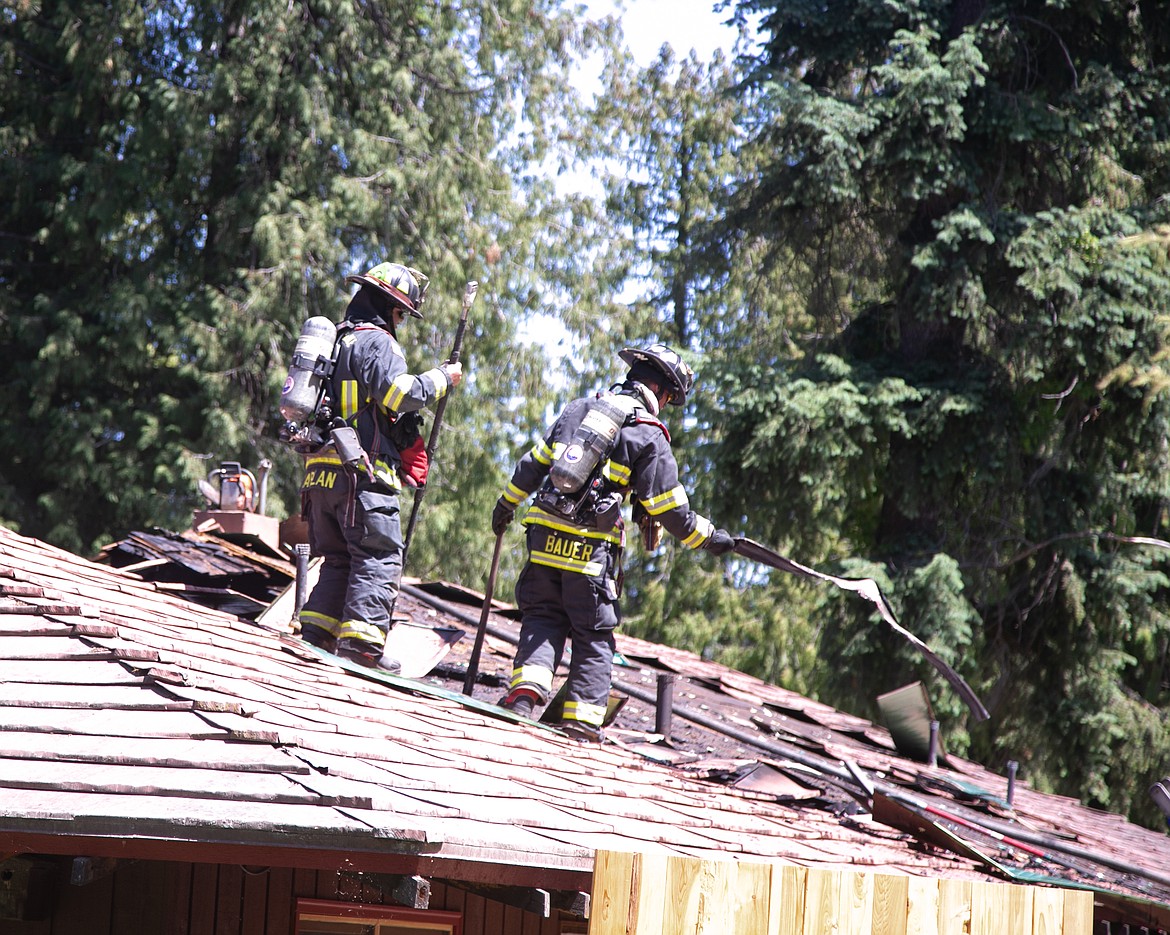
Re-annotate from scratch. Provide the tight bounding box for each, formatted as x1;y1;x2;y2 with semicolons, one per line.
589;852;1098;935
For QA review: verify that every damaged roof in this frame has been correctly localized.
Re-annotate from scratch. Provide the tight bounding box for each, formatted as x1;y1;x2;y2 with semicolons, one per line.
3;522;1170;929
95;524;295;618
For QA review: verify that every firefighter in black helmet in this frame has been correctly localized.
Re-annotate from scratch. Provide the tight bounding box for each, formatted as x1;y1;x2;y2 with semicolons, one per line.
491;342;735;742
298;261;463;672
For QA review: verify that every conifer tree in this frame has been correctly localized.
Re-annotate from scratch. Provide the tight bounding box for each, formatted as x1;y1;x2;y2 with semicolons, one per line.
724;0;1170;825
0;0;614;585
553;38;823;686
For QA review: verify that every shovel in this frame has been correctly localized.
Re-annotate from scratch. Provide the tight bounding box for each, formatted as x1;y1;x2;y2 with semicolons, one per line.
381;619;465;679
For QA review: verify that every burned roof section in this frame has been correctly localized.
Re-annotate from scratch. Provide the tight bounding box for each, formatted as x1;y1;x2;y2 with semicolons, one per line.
96;523;295;620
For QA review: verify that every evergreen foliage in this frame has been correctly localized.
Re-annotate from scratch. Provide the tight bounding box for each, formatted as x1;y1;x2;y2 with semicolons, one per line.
0;0;614;582
724;0;1170;825
4;0;1169;830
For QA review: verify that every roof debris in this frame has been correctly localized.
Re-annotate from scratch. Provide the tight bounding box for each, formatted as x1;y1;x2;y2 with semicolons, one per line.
0;522;1163;932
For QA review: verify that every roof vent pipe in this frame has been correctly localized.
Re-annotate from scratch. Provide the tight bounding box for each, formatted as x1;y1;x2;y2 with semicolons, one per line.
1151;778;1170;831
294;544;311;619
256;458;272;516
1006;759;1019;808
655;672;676;739
928;719;940;768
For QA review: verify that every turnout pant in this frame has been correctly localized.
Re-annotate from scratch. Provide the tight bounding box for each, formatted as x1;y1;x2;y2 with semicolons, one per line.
510;526;621;728
300;462;403;651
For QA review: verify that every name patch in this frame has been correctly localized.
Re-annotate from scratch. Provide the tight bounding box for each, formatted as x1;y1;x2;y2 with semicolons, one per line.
303;467;338;490
542;533;594;563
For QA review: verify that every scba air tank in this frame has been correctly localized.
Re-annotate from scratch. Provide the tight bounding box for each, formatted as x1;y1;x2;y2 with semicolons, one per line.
279;316;337;424
550;396;630;494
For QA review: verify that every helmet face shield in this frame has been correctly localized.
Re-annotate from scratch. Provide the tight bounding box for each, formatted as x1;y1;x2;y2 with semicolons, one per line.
619;343;695;406
345;262;428;318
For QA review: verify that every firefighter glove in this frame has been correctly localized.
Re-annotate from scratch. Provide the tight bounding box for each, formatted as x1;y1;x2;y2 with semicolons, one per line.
491;497;515;536
634;501;662;551
398;435;429;488
704;528;735;556
442;360;464;388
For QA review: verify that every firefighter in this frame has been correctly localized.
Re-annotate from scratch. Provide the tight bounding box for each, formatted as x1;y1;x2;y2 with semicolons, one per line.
491;343;734;742
298;261;463;672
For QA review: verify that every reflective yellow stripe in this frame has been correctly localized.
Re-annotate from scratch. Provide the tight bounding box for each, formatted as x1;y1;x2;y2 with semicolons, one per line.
529;550;604;576
642;484;688;516
336;619;386;646
372;463;401;490
503;481;530;505
562;700;606;727
340;379;359;419
299;611;340;634
523;506;622;545
382;373;416;412
306;451;344;467
531;439;556;466
304;451;400;490
511;665;554;693
421;366;450;399
682;515;714;549
604;459;631;486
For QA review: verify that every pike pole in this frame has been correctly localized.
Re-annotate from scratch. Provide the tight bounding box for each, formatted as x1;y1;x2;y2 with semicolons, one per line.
731;537;990;722
401;280;478;564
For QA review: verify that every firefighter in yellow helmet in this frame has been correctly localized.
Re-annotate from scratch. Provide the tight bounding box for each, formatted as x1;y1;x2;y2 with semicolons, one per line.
491;343;734;742
298;262;463;672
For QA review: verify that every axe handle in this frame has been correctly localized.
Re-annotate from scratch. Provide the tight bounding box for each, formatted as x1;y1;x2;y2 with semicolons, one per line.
463;530;504;696
402;281;478;561
422;296;472;461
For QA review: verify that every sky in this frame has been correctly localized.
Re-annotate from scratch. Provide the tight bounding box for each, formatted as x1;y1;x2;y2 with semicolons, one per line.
555;0;746;193
591;0;740;66
519;0;746;356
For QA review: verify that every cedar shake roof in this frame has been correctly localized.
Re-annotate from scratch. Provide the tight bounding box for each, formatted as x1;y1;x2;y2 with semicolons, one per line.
3;522;1169;930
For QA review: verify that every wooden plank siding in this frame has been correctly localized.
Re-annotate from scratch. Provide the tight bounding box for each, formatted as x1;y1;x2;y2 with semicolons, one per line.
0;859;570;935
587;850;1097;935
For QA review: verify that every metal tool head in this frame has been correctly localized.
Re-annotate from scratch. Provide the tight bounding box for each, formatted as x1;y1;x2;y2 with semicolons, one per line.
462;280;479;311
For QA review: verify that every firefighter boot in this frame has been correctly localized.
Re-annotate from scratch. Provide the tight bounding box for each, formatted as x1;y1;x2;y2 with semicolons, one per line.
299;623;338;654
560;721;604;744
336;637;402;676
499;687;539;719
